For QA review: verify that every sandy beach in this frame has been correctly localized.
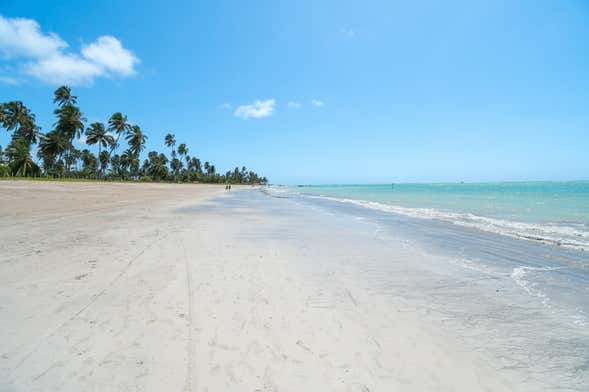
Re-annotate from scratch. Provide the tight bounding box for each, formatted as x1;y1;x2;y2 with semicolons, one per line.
0;181;585;391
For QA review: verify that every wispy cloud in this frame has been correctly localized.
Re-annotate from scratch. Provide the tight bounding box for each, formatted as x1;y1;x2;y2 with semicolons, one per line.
287;101;301;109
219;102;232;110
234;99;276;119
0;15;139;86
0;75;18;85
340;28;356;38
311;99;324;107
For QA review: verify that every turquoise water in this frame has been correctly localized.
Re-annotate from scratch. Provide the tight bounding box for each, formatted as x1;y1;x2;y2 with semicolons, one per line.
281;181;589;250
294;182;589;223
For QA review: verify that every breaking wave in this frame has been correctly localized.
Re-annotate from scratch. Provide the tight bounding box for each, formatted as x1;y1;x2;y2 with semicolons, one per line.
297;193;589;251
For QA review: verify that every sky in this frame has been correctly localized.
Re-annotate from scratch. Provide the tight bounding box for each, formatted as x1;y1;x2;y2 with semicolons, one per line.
0;0;588;184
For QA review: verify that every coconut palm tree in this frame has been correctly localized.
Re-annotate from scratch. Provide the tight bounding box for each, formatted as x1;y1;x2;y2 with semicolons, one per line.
128;153;140;179
38;131;63;158
189;157;202;173
107;112;131;156
70;148;82;172
54;105;85;141
126;125;148;156
165;133;176;159
110;154;122;178
0;101;39;144
6;138;40;177
85;122;114;178
170;157;183;180
1;101;30;133
53;104;85;172
144;151;169;181
120;149;135;179
1;88;270;182
99;150;110;176
0;145;8;177
53;86;77;107
38;130;67;176
80;149;97;176
177;143;187;159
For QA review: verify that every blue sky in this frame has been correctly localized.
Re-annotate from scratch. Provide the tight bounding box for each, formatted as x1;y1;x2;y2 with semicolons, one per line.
1;0;588;184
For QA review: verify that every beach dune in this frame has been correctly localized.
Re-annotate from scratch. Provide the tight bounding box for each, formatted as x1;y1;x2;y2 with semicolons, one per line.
0;181;548;391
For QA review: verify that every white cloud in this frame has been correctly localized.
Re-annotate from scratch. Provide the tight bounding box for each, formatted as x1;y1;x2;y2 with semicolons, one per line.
287;101;301;109
340;28;356;38
0;15;139;86
234;99;276;119
311;99;324;107
25;53;103;86
0;16;66;58
81;36;138;76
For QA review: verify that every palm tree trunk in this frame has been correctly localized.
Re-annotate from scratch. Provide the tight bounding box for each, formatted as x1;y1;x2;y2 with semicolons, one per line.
97;144;101;180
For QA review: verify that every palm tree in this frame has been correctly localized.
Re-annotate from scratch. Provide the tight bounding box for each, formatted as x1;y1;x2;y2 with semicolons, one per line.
1;101;39;144
53;86;77;107
128;153;140;179
99;150;110;176
53;104;85;172
6;138;40;177
85;122;114;178
1;101;29;132
177;143;187;159
170;157;183;180
1;89;270;182
54;105;85;141
80;149;97;175
0;145;8;177
126;125;148;156
165;133;176;155
145;151;169;181
188;157;201;171
71;148;82;172
107;112;131;156
110;154;122;178
38;130;68;176
121;149;135;179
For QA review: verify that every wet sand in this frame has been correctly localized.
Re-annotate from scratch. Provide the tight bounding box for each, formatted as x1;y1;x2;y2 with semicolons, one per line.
0;181;572;391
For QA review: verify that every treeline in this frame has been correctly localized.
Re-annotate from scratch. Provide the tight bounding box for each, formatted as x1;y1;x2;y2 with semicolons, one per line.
0;86;268;184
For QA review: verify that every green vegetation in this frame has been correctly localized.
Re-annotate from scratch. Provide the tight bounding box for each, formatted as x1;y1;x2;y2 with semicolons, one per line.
0;86;268;184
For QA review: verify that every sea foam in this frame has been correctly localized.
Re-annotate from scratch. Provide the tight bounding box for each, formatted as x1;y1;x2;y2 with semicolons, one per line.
290;192;589;251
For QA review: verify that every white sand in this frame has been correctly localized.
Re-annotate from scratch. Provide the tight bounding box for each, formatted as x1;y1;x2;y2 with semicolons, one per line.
0;181;523;391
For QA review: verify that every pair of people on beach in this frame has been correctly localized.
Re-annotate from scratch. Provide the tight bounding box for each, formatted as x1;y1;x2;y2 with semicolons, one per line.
225;184;232;190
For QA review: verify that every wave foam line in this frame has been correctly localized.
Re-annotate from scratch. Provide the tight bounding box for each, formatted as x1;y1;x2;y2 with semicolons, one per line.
303;194;589;251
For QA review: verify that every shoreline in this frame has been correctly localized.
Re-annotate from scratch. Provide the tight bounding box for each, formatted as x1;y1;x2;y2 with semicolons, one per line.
279;184;589;252
1;181;587;390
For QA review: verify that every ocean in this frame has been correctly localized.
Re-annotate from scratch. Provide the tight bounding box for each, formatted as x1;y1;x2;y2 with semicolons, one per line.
283;181;589;251
262;183;589;388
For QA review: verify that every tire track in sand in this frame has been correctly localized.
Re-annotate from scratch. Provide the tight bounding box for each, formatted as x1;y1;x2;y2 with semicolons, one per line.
182;234;196;392
9;229;169;379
